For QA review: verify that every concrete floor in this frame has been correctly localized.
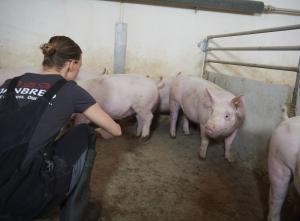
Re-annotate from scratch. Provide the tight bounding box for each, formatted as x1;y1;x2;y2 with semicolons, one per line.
39;117;299;221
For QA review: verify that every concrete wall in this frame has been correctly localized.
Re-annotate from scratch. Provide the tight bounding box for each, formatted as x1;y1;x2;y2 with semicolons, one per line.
0;0;299;85
208;71;291;169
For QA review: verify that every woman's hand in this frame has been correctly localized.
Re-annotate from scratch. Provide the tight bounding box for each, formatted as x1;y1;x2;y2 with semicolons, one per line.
83;103;122;137
95;128;114;139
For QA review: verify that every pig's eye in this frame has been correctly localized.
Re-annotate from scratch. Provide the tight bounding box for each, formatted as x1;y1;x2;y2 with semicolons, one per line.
225;114;231;120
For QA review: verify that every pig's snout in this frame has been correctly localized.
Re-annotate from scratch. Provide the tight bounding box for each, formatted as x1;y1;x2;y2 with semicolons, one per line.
205;123;216;136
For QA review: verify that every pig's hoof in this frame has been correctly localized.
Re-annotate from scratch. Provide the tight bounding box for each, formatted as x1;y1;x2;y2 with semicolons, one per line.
225;156;235;163
169;133;176;139
184;132;190;136
169;132;176;139
140;136;150;143
198;153;206;161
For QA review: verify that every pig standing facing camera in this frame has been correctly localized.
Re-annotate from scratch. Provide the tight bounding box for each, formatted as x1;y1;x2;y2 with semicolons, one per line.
169;75;245;162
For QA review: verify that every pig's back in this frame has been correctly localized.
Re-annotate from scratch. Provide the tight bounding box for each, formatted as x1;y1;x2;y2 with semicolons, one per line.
80;74;157;100
172;75;234;102
107;74;157;97
104;74;159;116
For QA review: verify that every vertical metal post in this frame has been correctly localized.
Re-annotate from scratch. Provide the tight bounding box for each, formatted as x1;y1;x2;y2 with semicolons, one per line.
114;22;127;74
199;38;209;79
294;57;300;116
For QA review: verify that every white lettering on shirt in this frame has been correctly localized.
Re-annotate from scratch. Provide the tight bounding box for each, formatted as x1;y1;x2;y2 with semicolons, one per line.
15;88;22;94
0;88;7;94
38;90;46;96
28;89;39;95
0;87;48;100
27;95;37;100
21;88;30;94
16;95;24;99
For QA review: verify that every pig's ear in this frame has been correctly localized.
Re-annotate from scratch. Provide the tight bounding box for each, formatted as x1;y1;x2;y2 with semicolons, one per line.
203;88;214;108
231;95;245;119
205;88;215;104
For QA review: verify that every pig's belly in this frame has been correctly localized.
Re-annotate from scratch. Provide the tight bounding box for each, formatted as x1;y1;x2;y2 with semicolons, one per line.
181;106;199;124
159;100;170;112
104;104;135;120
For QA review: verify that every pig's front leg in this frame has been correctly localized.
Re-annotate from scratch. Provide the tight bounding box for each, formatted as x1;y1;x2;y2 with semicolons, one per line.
268;155;291;221
182;114;190;135
224;129;237;162
170;99;180;138
199;124;210;160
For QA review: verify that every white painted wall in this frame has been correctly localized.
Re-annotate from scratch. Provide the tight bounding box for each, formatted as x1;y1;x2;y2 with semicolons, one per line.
0;0;299;85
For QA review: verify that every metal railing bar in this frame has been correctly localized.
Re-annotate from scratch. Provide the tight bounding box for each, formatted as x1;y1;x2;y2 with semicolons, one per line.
264;6;300;16
207;24;300;39
207;46;300;51
292;58;300;116
206;59;298;72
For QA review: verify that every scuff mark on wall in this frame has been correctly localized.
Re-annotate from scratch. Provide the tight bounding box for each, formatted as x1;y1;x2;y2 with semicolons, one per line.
125;50;203;78
81;48;114;73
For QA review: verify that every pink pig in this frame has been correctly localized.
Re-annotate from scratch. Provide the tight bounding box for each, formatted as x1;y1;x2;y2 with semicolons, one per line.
157;72;181;113
268;106;300;221
77;74;159;139
169;75;245;162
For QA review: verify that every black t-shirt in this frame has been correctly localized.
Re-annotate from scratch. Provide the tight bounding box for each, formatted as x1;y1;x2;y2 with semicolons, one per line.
0;73;96;155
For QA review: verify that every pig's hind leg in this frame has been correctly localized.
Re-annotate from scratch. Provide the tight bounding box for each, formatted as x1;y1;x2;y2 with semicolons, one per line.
136;114;143;137
170;99;180;138
268;155;291;221
294;157;300;194
134;108;153;140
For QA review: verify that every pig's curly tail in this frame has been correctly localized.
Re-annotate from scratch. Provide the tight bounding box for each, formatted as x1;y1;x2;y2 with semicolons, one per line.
280;105;289;121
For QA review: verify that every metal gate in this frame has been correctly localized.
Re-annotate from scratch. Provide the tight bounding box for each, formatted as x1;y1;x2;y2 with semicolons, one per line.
199;24;300;169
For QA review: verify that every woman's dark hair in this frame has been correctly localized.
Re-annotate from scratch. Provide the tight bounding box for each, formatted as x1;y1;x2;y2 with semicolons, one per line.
40;36;82;70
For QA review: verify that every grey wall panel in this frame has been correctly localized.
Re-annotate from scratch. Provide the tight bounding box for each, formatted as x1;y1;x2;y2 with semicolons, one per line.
114;23;127;74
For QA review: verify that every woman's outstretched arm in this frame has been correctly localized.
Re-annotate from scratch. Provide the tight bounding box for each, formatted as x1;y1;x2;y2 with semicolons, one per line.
83;103;122;137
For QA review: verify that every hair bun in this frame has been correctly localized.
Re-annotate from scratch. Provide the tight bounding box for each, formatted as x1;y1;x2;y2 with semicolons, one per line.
40;43;56;56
